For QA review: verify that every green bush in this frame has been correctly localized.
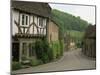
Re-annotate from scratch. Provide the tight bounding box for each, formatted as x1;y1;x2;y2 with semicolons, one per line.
21;56;28;61
34;39;63;63
35;40;44;59
50;41;64;59
50;42;57;59
29;58;43;66
59;40;64;56
41;53;49;63
35;39;51;63
12;62;22;70
57;42;61;58
76;41;82;48
37;59;43;65
30;59;37;66
47;47;53;61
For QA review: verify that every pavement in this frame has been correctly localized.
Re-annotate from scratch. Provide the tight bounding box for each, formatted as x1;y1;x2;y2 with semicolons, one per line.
12;49;96;74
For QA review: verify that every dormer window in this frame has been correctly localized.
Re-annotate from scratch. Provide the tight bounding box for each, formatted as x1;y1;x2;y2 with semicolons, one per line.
20;13;29;26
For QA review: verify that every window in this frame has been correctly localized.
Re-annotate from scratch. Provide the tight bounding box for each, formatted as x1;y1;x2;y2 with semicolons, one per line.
39;17;43;26
20;14;29;26
21;14;24;25
29;43;35;57
43;19;46;26
22;43;27;56
26;16;28;25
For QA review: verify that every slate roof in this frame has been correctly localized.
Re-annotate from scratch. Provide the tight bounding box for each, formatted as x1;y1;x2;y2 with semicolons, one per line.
11;1;51;18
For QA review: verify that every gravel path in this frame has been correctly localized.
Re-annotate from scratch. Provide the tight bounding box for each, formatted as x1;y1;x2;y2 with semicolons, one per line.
12;49;96;74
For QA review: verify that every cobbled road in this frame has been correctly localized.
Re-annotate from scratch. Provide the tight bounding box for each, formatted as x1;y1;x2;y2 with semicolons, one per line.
12;49;96;74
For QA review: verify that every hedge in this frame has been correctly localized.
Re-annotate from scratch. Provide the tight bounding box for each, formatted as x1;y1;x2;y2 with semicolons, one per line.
35;39;53;63
50;40;64;59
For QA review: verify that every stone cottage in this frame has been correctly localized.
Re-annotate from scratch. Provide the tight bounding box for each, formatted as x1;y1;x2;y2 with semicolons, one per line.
47;20;59;43
82;25;96;58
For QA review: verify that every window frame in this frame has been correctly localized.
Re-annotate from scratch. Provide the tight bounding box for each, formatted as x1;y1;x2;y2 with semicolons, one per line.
39;17;43;26
38;17;47;27
29;43;35;57
20;13;29;27
22;42;27;56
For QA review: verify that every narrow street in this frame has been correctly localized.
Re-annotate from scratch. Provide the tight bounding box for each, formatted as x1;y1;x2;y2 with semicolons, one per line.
12;49;96;74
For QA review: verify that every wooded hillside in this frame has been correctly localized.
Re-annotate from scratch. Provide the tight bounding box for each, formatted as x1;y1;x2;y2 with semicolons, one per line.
51;9;89;32
51;9;90;47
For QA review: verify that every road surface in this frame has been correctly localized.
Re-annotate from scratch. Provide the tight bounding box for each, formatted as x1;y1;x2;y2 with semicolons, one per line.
12;49;96;74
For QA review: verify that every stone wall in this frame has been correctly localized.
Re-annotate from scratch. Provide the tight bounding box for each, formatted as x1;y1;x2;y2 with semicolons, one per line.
47;20;59;43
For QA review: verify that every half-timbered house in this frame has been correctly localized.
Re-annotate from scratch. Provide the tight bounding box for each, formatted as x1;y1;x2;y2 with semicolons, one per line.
12;1;52;62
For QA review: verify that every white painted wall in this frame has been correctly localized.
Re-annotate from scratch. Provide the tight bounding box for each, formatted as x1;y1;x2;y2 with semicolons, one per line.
44;28;46;35
43;18;46;27
34;16;38;26
33;16;47;35
20;13;29;27
12;9;19;35
34;16;38;34
29;15;33;34
34;25;37;34
12;10;47;35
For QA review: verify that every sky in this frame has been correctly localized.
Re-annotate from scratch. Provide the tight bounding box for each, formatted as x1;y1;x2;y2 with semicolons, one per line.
49;3;95;25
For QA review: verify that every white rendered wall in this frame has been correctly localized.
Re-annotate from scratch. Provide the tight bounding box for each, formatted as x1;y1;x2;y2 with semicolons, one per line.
34;16;38;34
29;15;33;34
12;9;19;35
12;11;47;35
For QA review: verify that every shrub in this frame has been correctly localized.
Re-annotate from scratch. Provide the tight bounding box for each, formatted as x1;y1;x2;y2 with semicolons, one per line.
47;47;53;61
42;39;49;53
21;56;28;61
76;41;82;48
50;41;64;59
37;59;43;65
12;62;22;70
59;40;64;56
41;53;49;63
56;42;61;58
35;39;51;63
51;43;57;59
50;42;57;59
35;40;44;59
29;58;43;66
